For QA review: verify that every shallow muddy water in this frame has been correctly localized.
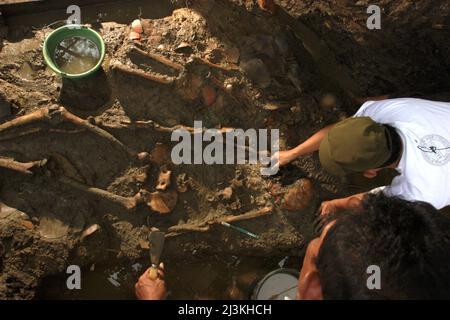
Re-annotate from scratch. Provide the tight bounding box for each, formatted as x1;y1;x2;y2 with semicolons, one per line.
54;36;100;74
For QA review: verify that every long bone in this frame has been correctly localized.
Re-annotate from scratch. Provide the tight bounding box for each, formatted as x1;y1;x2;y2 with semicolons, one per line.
0;105;135;157
59;176;142;211
0;157;46;175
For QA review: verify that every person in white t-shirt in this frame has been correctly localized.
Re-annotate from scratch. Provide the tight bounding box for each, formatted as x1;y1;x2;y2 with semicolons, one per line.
274;98;450;213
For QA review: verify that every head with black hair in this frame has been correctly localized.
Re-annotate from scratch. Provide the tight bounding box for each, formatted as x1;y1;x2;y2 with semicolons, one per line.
297;194;450;300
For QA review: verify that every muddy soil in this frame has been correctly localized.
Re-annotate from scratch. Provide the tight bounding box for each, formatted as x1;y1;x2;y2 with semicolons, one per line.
0;0;449;299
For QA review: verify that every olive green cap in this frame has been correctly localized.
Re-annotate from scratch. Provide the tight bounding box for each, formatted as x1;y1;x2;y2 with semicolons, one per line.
319;117;391;176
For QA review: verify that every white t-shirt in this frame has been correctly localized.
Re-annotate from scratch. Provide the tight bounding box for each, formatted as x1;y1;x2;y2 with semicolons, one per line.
354;98;450;209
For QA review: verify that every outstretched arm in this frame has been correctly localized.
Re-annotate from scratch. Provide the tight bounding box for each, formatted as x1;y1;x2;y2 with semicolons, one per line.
275;124;335;167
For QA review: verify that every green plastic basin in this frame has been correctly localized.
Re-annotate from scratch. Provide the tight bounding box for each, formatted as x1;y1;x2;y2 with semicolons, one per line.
43;25;105;79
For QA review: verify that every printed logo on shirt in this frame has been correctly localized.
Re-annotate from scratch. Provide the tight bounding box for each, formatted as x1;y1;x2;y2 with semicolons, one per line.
417;134;450;166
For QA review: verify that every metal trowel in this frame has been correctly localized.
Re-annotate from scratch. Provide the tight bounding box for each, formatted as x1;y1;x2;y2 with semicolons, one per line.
147;231;165;280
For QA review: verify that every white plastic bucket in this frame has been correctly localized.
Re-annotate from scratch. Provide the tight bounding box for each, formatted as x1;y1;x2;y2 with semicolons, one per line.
251;268;299;300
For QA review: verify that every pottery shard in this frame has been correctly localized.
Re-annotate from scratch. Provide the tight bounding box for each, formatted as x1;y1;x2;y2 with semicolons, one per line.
21;220;34;230
281;178;314;212
149;190;178;214
129;31;141;41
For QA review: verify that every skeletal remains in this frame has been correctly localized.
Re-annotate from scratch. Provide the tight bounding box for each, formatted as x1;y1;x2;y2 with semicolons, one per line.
0;157;47;175
166;206;273;236
0;104;274;219
0;104;180;214
58;176;177;214
0;39;274;226
0;105;136;157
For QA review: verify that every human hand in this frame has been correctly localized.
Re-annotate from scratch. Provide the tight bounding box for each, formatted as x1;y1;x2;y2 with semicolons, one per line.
318;200;341;216
135;263;167;300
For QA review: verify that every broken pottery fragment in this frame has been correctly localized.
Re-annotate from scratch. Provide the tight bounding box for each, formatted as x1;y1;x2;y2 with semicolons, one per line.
21;220;34;230
149;190;178;214
129;31;141;41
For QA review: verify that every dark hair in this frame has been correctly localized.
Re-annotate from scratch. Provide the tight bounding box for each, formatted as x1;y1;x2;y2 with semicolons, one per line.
380;125;402;167
316;194;450;299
